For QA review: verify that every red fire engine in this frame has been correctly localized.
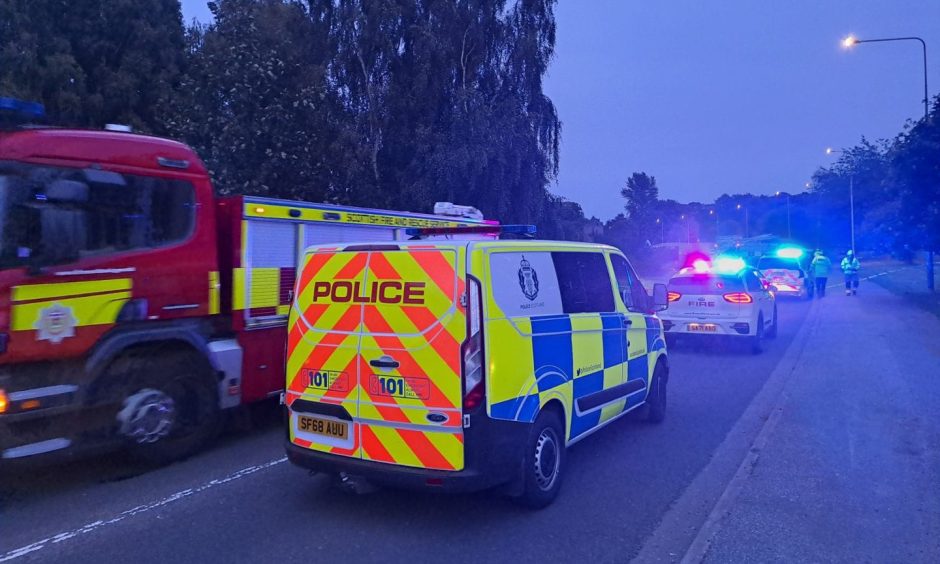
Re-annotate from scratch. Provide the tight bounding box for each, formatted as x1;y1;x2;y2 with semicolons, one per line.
0;99;491;463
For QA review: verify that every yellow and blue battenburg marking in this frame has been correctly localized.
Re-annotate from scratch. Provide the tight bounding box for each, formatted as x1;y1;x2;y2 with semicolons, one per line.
489;312;665;441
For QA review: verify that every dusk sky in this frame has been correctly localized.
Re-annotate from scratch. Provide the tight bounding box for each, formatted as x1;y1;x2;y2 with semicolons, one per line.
181;1;940;220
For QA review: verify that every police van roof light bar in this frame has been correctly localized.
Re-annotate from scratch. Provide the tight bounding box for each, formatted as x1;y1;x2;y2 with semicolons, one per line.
405;224;536;239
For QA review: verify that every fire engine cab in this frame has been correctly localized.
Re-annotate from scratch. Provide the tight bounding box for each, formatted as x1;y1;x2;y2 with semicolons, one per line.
0;98;492;463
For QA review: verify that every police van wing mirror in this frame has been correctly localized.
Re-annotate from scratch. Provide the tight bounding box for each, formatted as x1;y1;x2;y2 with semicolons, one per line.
652;283;669;311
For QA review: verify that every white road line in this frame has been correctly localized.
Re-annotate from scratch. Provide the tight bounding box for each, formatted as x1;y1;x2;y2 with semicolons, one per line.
0;457;287;562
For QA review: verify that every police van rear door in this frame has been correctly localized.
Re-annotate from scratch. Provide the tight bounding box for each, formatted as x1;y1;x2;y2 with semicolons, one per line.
286;247;369;461
357;245;467;471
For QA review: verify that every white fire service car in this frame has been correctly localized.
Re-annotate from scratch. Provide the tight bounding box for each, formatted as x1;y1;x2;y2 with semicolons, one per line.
659;258;777;353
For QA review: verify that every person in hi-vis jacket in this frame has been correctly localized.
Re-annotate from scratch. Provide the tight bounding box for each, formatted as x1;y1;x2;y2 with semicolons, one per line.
840;250;860;296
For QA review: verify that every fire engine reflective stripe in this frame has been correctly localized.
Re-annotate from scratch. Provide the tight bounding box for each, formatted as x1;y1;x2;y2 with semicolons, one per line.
249;268;280;308
11;290;131;331
243;200;478;229
11;279;131;302
209;271;220;315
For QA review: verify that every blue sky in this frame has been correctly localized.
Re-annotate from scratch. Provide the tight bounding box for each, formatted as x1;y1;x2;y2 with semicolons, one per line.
180;0;940;219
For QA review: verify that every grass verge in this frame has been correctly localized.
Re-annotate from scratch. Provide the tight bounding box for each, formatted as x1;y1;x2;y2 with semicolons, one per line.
869;262;940;319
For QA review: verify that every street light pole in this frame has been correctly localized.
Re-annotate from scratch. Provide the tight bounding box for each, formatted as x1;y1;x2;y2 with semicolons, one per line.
826;148;856;254
843;34;933;290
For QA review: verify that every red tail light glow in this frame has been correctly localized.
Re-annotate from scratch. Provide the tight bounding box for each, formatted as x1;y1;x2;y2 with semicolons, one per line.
462;276;485;411
667;291;682;302
723;292;753;304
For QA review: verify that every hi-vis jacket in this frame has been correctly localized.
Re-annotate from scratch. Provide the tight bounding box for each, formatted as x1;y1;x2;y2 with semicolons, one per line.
282;239;668;492
841;256;860;274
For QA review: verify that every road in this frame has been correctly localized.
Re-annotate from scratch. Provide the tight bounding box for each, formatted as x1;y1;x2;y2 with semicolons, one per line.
0;299;812;564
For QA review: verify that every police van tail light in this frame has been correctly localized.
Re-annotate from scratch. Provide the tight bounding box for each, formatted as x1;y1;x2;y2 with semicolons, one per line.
667;291;682;302
461;276;485;411
723;292;753;304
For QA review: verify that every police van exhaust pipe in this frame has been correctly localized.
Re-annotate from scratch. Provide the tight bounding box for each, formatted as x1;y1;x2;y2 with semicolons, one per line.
337;472;378;494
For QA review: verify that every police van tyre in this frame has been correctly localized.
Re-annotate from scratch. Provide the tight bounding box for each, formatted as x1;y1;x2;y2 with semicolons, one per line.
750;314;764;354
517;408;566;509
109;348;220;465
765;306;778;339
645;362;668;423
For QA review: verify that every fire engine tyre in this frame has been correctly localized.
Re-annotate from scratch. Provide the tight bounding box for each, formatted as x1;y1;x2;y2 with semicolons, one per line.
766;306;779;339
517;409;566;509
645;362;668;424
109;348;220;465
750;314;765;355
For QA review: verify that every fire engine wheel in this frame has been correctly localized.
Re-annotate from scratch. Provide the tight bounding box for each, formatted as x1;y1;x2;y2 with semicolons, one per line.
110;348;219;465
517;409;565;509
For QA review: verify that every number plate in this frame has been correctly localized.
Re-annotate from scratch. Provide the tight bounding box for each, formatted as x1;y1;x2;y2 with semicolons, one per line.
688;323;718;333
297;415;349;440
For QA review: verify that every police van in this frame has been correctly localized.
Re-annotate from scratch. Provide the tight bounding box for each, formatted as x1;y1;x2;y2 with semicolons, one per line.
283;227;670;507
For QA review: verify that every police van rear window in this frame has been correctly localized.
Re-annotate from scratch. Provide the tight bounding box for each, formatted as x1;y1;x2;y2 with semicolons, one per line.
668;275;744;294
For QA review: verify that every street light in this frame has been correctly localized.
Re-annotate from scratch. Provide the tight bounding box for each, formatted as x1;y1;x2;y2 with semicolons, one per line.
841;33;933;290
709;209;718;240
655;217;664;244
736;203;749;238
825;148;855;254
775;191;792;239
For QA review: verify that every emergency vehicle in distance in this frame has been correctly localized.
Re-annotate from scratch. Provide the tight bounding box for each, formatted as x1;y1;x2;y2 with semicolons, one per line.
0;98;492;464
284;231;671;507
659;257;777;354
757;247;814;300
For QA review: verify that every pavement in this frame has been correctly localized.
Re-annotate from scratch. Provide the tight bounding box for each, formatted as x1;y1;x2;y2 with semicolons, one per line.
690;276;940;562
1;276;938;563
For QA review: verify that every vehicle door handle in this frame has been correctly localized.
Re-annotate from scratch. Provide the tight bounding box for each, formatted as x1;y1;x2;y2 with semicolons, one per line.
370;356;400;369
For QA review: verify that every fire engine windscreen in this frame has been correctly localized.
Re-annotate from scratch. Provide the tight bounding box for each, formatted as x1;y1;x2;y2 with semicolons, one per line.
0;162;195;270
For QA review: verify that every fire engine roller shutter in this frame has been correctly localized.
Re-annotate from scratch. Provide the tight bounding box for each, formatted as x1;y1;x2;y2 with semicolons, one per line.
245;220;298;320
302;223;395;249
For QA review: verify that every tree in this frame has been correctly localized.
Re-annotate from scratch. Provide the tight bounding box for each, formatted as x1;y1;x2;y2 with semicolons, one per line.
0;0;185;132
618;172;660;250
166;0;344;200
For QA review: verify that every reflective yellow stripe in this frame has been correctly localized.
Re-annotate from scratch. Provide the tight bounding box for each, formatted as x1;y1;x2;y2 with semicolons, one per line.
209;271;220;315
244;201;475;228
12;279;131;302
249;268;280;309
233;268;247;310
12;292;131;331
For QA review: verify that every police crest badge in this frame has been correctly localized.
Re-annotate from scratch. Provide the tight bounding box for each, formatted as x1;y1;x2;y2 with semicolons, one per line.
517;255;539;301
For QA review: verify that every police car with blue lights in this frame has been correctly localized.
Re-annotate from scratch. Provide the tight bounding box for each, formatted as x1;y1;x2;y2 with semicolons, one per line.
658;257;777;353
757;247;814;300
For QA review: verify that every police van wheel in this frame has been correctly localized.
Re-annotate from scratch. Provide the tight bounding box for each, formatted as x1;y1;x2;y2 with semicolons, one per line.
765;307;778;339
750;315;764;355
109;348;220;466
517;409;565;509
645;362;668;423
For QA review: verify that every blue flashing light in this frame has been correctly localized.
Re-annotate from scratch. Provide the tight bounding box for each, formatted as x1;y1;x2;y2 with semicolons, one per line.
0;97;46;119
713;256;747;274
776;247;804;259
